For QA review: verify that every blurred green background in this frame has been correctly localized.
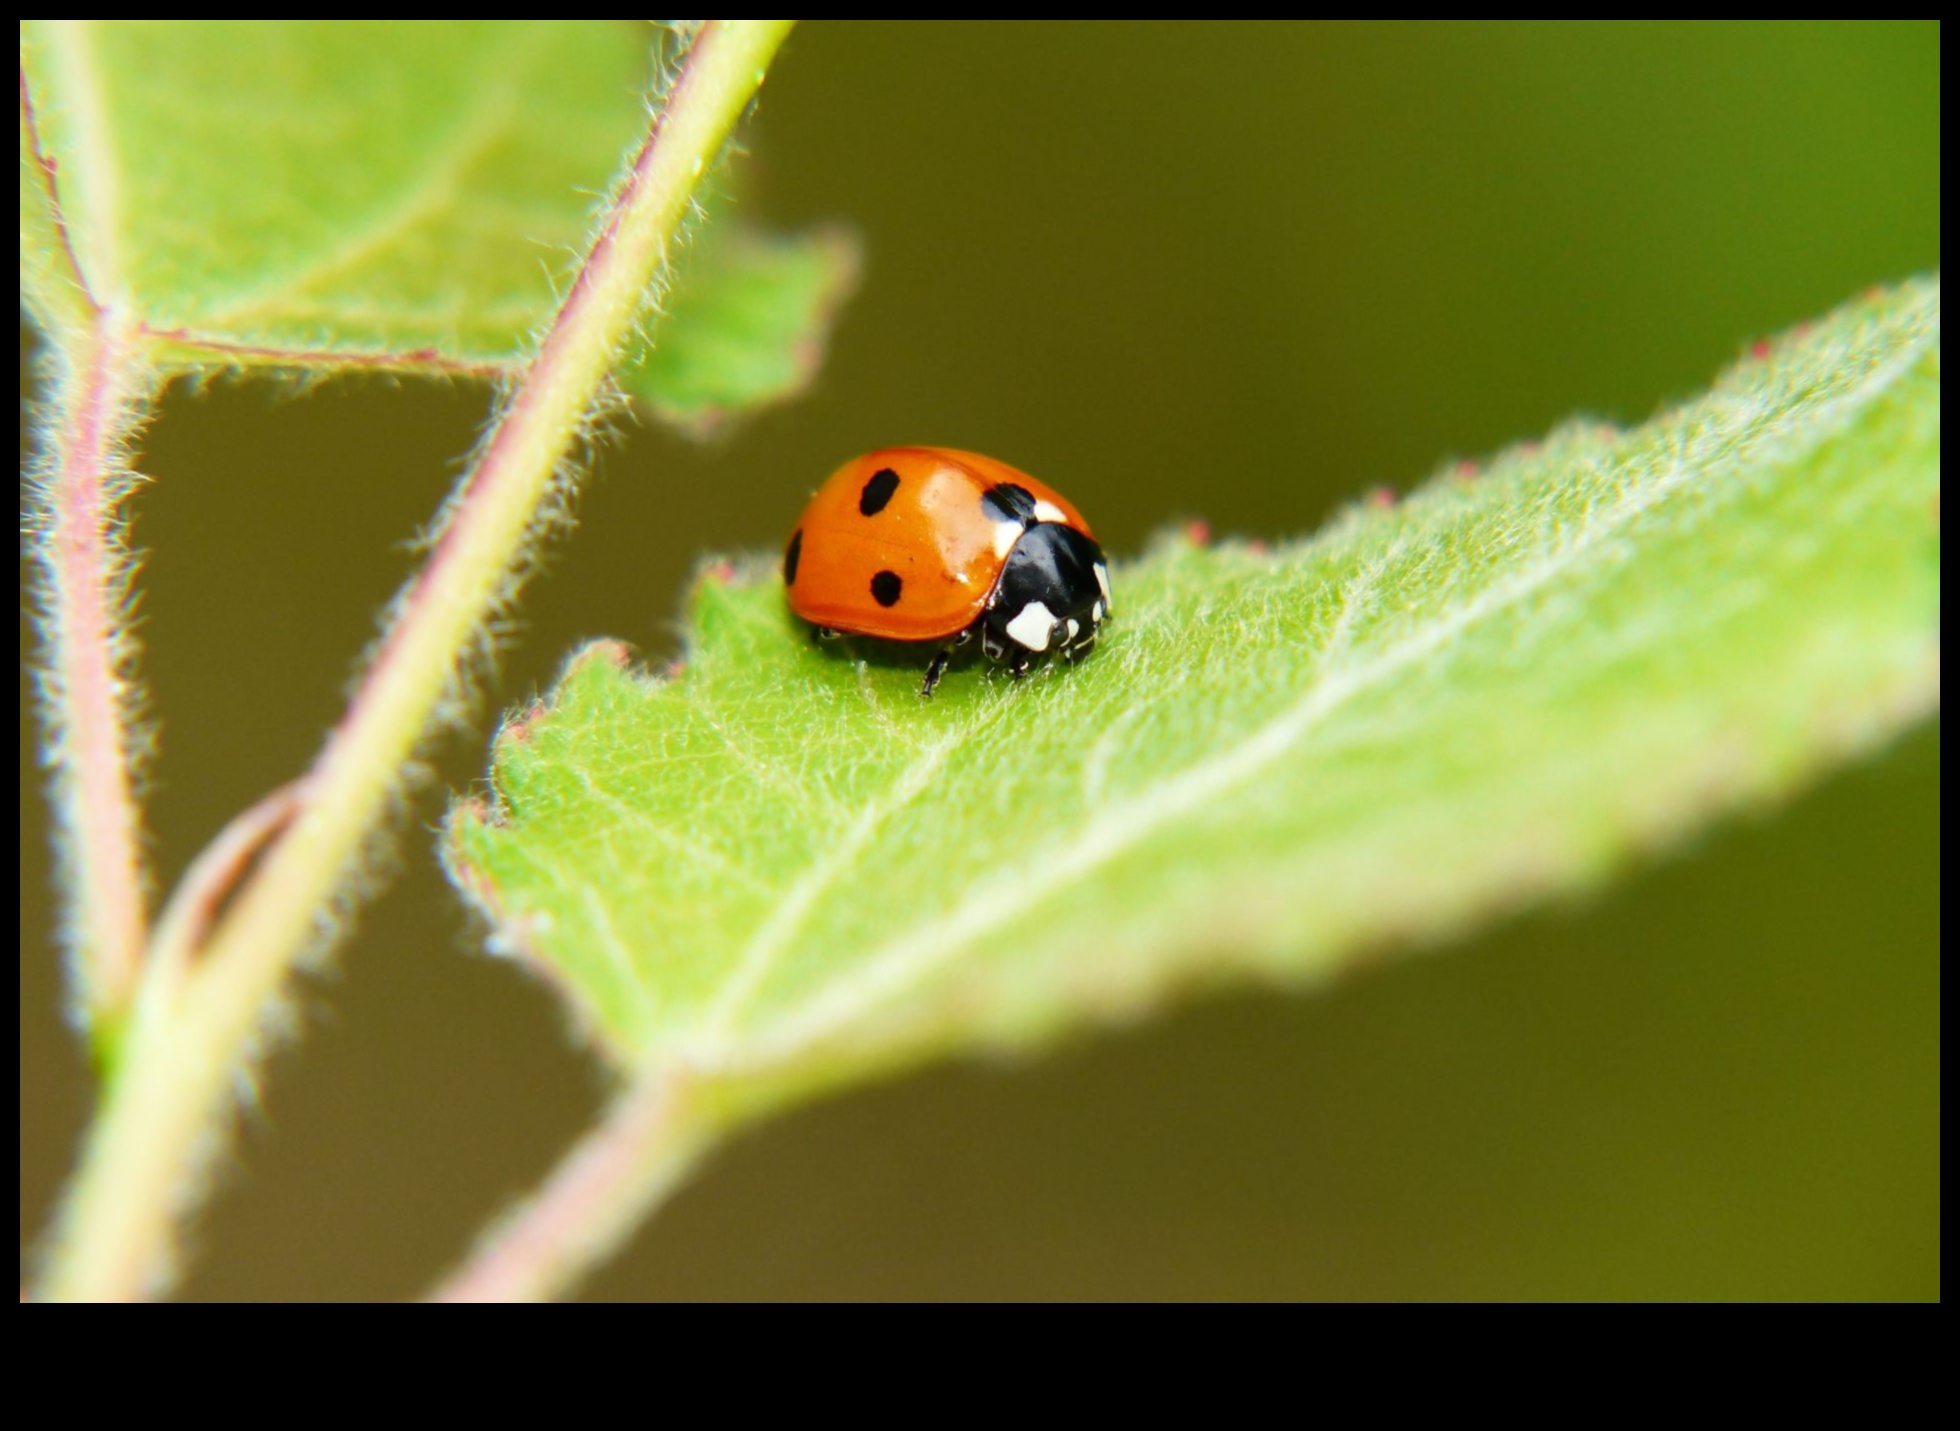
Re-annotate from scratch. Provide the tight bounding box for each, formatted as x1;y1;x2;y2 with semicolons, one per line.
19;21;1940;1300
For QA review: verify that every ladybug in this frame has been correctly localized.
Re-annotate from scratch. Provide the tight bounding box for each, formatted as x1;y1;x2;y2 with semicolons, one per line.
784;447;1111;695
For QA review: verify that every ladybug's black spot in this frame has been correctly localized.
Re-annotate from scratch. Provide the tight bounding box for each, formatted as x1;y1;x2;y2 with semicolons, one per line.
859;467;901;516
783;529;802;585
870;570;903;607
981;482;1038;526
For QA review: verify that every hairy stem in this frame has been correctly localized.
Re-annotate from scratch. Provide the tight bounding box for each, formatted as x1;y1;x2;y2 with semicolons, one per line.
37;19;798;1303
27;317;155;1036
429;1067;707;1302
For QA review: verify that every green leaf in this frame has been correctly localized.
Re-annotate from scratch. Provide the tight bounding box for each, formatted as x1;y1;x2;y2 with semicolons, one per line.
21;20;856;410
621;222;860;432
446;279;1940;1126
19;20;653;365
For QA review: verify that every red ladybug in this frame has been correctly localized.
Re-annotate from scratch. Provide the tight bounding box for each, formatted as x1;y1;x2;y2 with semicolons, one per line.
784;447;1111;695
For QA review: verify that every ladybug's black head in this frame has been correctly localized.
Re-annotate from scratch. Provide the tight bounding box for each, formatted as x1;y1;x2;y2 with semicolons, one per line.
980;522;1110;670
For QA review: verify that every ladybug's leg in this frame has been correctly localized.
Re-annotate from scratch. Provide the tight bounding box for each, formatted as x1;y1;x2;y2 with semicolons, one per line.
921;646;954;698
923;622;982;696
1006;649;1034;681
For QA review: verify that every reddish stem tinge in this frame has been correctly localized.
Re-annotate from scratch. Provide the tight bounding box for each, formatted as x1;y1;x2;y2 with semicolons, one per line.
430;1069;704;1303
33;320;154;1028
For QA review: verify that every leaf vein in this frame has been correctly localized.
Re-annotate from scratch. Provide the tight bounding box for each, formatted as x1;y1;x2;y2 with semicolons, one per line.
690;718;978;1045
204;29;540;327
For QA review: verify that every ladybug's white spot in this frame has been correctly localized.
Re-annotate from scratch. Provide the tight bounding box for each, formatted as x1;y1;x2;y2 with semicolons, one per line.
1032;499;1070;525
991;522;1023;559
1093;599;1105;623
1065;618;1080;642
1005;601;1058;651
1093;561;1112;605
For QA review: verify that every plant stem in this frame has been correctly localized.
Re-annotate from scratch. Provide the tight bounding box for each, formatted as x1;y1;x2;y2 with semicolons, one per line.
429;1066;707;1303
36;18;798;1303
27;316;155;1036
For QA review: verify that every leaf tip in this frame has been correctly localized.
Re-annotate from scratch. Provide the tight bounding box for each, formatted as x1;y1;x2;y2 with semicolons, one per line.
565;638;637;678
440;800;502;908
1143;519;1226;560
495;700;551;750
687;551;779;610
446;793;494;842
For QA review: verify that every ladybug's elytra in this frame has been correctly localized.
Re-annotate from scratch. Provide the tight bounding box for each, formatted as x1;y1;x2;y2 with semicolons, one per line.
784;447;1111;695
